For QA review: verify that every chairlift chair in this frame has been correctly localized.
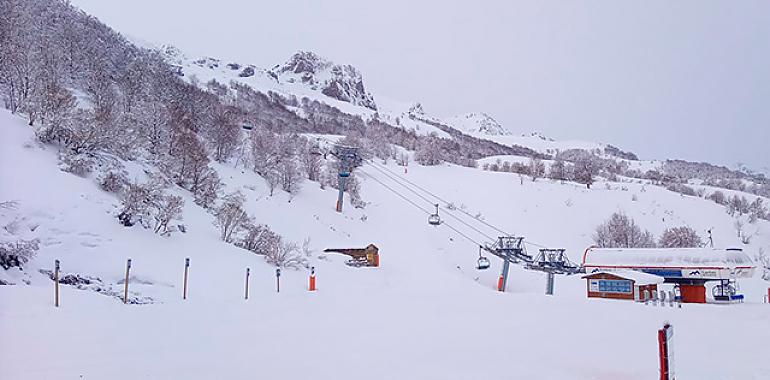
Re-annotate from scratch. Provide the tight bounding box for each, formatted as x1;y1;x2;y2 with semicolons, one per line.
476;246;490;270
428;204;441;226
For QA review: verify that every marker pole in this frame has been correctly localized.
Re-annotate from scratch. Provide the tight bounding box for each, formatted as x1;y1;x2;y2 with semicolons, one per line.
183;258;190;300
54;260;60;307
245;268;250;300
123;259;132;304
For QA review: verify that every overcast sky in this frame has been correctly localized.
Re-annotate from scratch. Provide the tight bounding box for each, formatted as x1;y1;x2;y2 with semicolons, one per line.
70;0;770;172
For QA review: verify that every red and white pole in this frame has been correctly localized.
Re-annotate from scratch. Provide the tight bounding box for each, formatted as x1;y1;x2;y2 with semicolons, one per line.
658;322;675;380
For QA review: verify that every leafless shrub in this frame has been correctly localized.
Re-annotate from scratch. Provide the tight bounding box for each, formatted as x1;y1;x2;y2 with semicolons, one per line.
659;226;703;248
214;191;250;243
593;212;656;248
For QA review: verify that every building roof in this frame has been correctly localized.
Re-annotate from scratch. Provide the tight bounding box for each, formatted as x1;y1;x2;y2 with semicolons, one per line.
582;247;754;269
582;270;665;284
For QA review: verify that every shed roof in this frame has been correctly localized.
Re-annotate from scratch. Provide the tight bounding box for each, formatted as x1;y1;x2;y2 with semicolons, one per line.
582;270;665;284
582;248;754;269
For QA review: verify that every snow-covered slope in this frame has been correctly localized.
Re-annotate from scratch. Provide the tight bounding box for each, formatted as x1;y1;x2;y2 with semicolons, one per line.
2;109;770;379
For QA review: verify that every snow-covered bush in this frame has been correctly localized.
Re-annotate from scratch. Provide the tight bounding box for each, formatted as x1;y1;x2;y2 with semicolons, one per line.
0;239;40;270
239;223;281;255
658;226;703;248
58;151;93;177
593;212;656;248
707;190;727;205
665;183;697;197
265;240;309;269
98;170;128;193
117;178;184;235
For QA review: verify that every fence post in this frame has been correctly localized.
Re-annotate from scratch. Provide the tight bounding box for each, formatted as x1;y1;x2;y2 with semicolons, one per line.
183;258;190;300
245;268;250;300
123;259;132;304
54;260;60;307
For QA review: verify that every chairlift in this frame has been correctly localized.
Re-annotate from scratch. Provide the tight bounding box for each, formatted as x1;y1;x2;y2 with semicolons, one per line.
428;204;441;226
476;246;490;270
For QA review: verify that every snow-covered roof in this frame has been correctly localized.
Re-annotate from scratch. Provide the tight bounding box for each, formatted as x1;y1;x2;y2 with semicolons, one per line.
582;248;754;269
582;270;665;284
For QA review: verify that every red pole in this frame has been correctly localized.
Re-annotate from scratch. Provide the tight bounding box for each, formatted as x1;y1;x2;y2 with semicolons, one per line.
658;328;668;380
309;267;316;291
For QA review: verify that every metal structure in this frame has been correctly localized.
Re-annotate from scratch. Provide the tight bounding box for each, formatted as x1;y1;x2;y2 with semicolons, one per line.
483;237;530;292
526;249;581;275
531;248;580;296
331;145;362;212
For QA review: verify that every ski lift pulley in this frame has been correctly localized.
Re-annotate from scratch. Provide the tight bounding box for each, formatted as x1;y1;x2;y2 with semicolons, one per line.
428;204;441;226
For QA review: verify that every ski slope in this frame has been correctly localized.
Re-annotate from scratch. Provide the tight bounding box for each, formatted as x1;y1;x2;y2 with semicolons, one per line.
2;110;770;379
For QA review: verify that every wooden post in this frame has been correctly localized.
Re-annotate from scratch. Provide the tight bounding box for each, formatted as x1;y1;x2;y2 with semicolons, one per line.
245;268;250;300
183;258;190;300
276;268;281;293
123;259;132;304
54;260;60;307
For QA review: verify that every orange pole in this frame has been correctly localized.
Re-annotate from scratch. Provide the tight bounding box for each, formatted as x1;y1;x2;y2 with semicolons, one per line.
497;275;504;292
309;267;316;291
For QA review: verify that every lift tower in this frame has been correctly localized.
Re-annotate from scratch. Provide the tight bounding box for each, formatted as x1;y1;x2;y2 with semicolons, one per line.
484;237;530;292
331;145;361;212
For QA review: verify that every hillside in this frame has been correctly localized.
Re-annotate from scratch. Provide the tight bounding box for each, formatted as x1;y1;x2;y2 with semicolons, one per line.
1;1;770;379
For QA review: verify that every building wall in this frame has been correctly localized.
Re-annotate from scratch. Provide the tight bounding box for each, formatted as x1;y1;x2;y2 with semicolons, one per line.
585;273;635;300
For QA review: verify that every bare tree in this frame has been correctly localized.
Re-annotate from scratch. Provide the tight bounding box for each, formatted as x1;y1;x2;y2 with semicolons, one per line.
414;134;443;166
574;156;599;189
529;158;545;181
213;191;250;242
593;212;656;248
265;240;308;269
548;159;567;181
299;140;322;181
153;194;184;235
239;222;281;254
280;158;302;197
659;226;703;248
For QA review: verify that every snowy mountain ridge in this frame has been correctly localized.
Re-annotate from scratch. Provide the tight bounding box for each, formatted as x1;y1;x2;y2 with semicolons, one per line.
444;112;511;136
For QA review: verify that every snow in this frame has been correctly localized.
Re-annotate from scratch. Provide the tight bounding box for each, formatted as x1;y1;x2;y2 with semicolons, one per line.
2;109;770;379
583;248;756;269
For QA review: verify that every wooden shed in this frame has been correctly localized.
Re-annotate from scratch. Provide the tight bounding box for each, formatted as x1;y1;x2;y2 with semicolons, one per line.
324;244;379;267
582;270;664;301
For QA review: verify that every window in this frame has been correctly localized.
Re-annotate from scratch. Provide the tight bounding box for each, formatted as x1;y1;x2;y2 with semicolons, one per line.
597;279;632;294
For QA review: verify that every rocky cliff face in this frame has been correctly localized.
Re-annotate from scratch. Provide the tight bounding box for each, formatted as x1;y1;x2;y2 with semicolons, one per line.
445;112;510;136
272;51;377;110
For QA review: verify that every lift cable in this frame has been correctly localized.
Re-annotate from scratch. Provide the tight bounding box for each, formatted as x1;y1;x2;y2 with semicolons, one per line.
368;160;555;251
357;168;485;247
365;163;497;242
368;160;513;237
